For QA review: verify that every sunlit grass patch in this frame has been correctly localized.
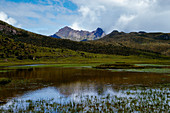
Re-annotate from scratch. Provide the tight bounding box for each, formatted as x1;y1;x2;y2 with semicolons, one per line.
124;68;170;73
110;68;170;73
94;63;170;73
135;64;170;67
0;70;9;73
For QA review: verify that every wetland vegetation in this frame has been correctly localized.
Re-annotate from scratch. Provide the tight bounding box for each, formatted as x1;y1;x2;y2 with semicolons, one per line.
0;19;170;112
0;64;169;112
1;87;169;112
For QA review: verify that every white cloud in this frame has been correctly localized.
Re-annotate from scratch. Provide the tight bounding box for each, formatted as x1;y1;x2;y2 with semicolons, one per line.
70;22;85;30
0;11;17;25
0;0;77;35
114;15;136;30
1;0;170;35
71;0;170;33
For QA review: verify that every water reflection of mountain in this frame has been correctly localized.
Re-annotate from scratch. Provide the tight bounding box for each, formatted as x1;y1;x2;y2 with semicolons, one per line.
58;81;107;96
0;67;169;102
2;67;169;85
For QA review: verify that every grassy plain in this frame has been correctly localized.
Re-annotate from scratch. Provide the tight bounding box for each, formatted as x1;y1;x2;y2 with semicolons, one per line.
0;54;169;67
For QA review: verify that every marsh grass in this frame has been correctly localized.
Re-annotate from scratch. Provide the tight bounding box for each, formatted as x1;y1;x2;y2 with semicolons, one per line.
0;64;97;72
94;63;170;69
94;63;170;73
0;88;169;112
0;54;169;67
124;68;170;73
0;78;11;85
135;64;170;67
0;70;9;73
110;68;170;73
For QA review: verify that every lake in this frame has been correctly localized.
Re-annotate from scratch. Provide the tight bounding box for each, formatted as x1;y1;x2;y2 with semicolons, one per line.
0;65;169;112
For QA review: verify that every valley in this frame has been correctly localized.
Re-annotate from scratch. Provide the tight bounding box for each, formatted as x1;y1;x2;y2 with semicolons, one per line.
0;20;169;112
0;20;169;66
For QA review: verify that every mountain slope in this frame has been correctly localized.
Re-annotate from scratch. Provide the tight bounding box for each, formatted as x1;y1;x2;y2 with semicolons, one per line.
0;34;109;61
92;30;170;56
0;20;168;59
51;26;106;41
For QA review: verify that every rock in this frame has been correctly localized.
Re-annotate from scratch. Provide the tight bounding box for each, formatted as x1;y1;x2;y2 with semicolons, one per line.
51;27;106;41
50;34;61;39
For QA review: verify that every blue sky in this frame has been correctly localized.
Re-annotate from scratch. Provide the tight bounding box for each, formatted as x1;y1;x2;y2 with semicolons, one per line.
1;0;170;35
0;0;79;35
6;0;78;11
6;0;39;4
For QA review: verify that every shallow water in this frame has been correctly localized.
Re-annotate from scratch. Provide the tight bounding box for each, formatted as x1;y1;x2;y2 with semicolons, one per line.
0;66;169;112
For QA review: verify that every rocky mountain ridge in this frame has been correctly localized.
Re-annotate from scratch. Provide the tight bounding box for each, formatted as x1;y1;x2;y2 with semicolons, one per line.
51;26;106;41
0;20;169;57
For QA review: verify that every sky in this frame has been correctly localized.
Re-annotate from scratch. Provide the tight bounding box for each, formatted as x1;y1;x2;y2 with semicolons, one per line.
0;0;170;35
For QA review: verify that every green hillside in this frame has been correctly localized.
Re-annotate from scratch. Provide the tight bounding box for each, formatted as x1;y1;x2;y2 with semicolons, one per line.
0;34;105;62
93;30;170;56
0;20;169;66
0;20;166;58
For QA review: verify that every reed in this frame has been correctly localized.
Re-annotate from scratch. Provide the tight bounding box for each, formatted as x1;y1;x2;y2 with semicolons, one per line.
0;87;169;112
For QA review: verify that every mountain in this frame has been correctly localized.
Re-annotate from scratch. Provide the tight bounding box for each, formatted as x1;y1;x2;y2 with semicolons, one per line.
51;26;106;41
50;34;61;39
0;20;169;60
92;30;170;56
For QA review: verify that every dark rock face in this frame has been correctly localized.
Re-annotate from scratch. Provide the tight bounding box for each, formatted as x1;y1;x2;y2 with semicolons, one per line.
81;39;88;41
0;24;17;35
51;26;106;41
56;26;73;38
50;34;61;39
93;28;105;40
